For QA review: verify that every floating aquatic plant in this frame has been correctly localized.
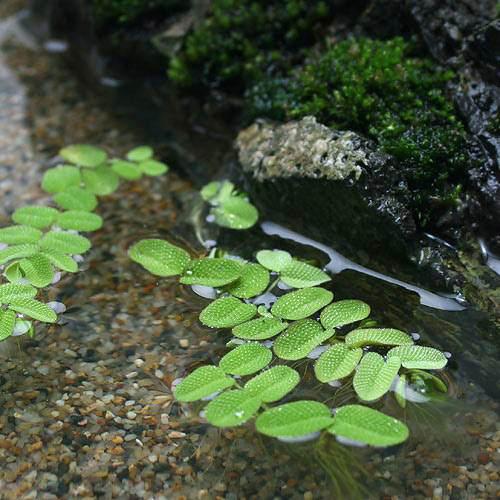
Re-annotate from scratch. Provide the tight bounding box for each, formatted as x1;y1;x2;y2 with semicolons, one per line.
0;144;169;342
201;180;259;230
129;233;450;448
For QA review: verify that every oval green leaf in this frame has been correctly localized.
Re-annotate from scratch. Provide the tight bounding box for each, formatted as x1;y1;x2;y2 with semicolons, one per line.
353;352;401;402
40;248;79;273
280;260;330;288
328;405;409;447
199;297;257;328
256;400;334;437
180;258;241;287
60;144;107;167
224;262;269;298
8;297;58;322
245;366;300;402
127;146;153;162
129;238;190;277
139;159;169;176
314;343;363;382
274;319;334;360
256;250;292;272
12;206;59;229
174;366;235;402
0;310;16;341
0;225;42;245
219;343;272;376
19;254;54;287
345;328;413;348
205;389;261;427
111;160;142;180
212;197;258;230
81;165;120;195
232;316;288;340
320;300;371;329
0;283;38;302
271;287;333;320
387;345;447;370
53;187;98;212
41;166;81;193
57;211;103;232
40;231;91;255
0;244;38;265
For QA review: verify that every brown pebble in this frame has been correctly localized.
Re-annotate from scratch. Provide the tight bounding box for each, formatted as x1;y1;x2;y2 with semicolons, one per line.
28;441;43;453
111;436;124;444
109;446;125;455
477;452;490;465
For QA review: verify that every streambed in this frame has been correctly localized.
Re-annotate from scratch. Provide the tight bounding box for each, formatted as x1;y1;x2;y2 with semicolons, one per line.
0;3;499;499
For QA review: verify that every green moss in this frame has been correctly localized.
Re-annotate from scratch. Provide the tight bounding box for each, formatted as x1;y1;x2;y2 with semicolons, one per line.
92;0;185;28
168;0;333;89
248;37;470;223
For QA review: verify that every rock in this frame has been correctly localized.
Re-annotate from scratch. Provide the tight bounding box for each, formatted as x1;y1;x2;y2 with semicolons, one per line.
236;116;417;268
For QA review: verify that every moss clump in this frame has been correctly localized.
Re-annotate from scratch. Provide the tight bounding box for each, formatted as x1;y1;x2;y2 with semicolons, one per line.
92;0;185;28
248;37;470;224
168;0;332;89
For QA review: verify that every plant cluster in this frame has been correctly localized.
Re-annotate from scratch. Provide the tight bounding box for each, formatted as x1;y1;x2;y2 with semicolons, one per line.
0;144;168;343
129;226;449;447
248;37;470;223
201;180;259;230
168;0;332;89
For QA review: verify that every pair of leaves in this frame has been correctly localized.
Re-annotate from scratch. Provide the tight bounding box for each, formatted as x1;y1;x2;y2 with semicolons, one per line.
202;181;259;230
256;249;330;288
12;206;102;232
112;146;169;180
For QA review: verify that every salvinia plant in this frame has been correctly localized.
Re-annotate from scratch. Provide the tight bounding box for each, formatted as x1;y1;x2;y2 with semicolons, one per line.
0;144;168;343
129;236;449;448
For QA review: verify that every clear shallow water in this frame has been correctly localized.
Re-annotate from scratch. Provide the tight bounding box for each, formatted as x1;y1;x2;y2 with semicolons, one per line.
0;4;499;499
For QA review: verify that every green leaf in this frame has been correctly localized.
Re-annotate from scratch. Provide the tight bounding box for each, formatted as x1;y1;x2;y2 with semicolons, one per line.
328;405;409;447
12;206;59;229
174;366;235;402
179;258;242;287
0;310;16;341
19;254;54;287
353;352;401;402
205;389;262;427
320;300;371;329
200;181;221;202
53;187;98;212
219;343;272;376
4;262;23;282
232;316;288;340
245;366;300;402
8;297;58;322
256;250;292;272
0;283;38;302
256;401;334;437
57;211;103;232
224;263;269;298
111;160;142;180
387;345;447;370
212;197;258;230
127;145;153;162
394;373;407;408
0;225;42;245
41;166;81;193
60;144;107;167
280;260;330;288
128;238;190;277
212;180;234;203
199;297;256;328
314;343;363;382
81;165;120;195
40;248;78;273
271;287;333;320
0;244;38;265
273;319;334;360
40;231;91;255
139;159;169;176
345;328;413;348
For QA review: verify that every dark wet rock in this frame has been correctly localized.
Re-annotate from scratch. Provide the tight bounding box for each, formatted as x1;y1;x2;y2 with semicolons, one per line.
236;116;417;266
